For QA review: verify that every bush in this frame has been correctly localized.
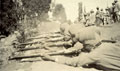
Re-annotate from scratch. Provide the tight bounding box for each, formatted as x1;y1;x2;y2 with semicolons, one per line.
0;0;23;36
0;0;51;36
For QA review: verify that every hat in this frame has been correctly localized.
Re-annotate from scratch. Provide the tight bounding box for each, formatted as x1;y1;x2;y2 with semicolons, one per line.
105;8;108;10
90;10;94;13
112;2;115;5
84;13;87;16
96;7;99;9
114;0;118;2
101;9;103;11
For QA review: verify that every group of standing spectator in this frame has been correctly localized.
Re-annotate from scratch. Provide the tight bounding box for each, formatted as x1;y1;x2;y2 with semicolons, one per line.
82;0;120;26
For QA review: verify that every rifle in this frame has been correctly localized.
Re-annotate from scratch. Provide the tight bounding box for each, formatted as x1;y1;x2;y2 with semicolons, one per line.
9;48;77;60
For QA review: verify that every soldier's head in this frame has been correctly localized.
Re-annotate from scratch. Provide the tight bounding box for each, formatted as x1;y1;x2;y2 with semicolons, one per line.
84;13;87;16
112;3;115;6
96;7;99;10
101;9;103;11
114;0;118;3
106;7;109;10
90;10;94;13
105;8;108;11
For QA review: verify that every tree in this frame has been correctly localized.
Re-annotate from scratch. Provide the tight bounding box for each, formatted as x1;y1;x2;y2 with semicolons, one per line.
0;0;23;36
0;0;52;36
21;0;51;20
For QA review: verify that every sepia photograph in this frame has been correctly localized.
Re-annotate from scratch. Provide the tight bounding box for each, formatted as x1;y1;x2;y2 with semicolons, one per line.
0;0;120;71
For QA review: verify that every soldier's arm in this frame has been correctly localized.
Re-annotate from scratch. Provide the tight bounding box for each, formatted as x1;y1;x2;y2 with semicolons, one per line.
47;42;83;55
60;42;83;54
42;49;100;67
42;53;92;67
58;45;105;67
42;50;100;67
64;42;83;53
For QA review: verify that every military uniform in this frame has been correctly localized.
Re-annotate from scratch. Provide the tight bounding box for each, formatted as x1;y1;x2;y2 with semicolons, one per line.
68;26;101;52
55;43;120;71
104;9;111;24
114;1;120;21
95;9;102;26
86;12;96;26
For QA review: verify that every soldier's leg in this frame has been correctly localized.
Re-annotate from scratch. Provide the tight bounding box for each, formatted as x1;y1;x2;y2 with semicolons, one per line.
102;18;105;25
114;12;118;22
113;13;116;23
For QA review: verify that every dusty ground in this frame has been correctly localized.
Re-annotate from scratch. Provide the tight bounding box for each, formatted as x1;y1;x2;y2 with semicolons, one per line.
0;22;120;71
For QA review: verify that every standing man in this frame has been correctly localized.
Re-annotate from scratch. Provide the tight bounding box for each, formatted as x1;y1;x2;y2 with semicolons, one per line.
95;7;102;26
111;3;116;23
104;8;111;25
86;10;95;26
100;9;105;25
114;0;120;22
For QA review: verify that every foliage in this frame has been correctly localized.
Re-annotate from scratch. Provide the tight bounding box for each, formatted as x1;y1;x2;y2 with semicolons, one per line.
22;0;51;20
0;0;23;36
0;0;51;36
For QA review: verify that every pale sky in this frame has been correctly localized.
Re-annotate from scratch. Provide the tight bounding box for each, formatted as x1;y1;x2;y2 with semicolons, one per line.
52;0;117;22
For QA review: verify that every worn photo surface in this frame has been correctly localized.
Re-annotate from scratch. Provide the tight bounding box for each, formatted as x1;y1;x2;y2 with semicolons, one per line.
0;0;120;71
